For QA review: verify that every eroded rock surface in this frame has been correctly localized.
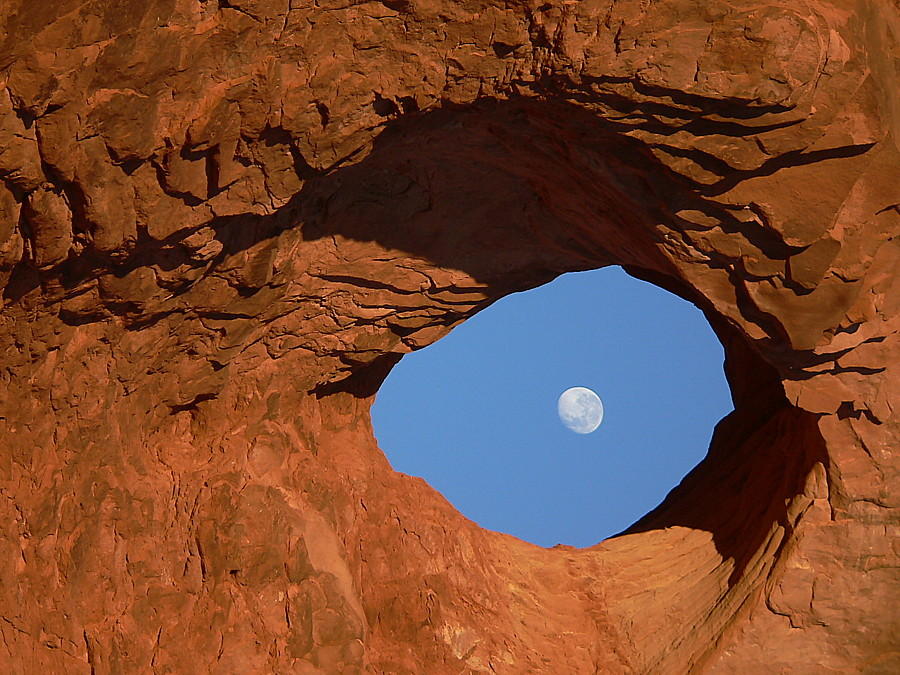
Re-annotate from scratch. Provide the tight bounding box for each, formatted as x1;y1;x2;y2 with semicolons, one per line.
0;0;897;672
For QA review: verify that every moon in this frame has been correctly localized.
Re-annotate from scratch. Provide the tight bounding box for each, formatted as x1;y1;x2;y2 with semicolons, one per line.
557;387;604;434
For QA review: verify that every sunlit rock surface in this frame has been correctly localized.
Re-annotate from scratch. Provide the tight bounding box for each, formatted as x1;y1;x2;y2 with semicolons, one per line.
0;0;897;672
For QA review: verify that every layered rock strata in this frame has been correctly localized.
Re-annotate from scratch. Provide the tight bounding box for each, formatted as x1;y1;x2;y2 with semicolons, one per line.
0;0;897;672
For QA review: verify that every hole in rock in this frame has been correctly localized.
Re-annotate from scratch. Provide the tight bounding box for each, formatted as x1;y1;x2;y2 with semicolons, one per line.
372;266;734;548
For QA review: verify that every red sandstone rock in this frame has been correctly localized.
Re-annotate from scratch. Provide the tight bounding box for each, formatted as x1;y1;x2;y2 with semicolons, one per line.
0;0;897;672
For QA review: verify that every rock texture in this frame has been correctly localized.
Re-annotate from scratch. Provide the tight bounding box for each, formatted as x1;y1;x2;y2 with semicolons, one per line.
0;0;898;672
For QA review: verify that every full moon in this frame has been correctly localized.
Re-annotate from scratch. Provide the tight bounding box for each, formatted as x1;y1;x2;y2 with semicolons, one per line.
557;387;604;434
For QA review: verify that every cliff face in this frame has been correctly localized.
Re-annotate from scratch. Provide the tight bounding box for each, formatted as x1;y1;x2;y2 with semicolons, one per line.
0;0;897;672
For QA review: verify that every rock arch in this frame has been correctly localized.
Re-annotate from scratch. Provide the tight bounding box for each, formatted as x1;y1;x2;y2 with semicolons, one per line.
0;0;897;671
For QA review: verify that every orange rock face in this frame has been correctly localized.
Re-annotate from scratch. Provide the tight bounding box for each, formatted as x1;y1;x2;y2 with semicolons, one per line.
0;0;897;672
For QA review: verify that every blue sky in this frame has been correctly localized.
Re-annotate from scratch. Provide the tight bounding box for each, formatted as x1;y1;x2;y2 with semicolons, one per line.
371;266;733;548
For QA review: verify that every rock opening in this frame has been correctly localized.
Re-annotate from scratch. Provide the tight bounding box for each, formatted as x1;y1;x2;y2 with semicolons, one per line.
372;266;734;548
